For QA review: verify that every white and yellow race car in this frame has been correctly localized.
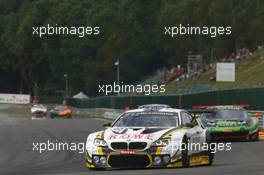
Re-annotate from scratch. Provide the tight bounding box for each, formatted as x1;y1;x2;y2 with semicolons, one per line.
31;104;47;119
85;107;215;169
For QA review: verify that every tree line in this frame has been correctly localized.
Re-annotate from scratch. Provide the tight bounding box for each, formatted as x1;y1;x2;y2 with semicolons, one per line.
0;0;263;96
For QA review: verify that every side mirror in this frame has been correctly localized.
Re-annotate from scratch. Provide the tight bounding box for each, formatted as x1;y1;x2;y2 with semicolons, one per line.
103;122;111;128
182;123;194;128
191;114;199;119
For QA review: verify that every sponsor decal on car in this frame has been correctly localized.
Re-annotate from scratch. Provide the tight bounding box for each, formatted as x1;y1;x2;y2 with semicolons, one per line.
108;133;154;140
223;129;233;132
120;150;136;154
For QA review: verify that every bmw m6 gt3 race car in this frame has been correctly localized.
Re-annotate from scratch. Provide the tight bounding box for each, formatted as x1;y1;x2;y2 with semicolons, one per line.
190;105;259;141
30;104;47;119
85;107;214;169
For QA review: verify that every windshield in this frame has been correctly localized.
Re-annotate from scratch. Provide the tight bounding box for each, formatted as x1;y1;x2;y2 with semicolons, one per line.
201;109;247;121
200;112;216;121
113;112;179;127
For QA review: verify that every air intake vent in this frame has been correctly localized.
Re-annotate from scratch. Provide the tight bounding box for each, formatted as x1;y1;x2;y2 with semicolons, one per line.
111;142;128;150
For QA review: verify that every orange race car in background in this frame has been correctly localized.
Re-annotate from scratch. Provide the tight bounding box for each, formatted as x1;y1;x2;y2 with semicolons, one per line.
50;105;72;118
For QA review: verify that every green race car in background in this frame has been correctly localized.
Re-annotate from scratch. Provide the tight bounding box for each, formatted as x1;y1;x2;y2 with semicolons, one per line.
189;105;259;141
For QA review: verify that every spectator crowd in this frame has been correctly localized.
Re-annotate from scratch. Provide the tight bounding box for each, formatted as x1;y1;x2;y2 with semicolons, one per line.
164;47;258;83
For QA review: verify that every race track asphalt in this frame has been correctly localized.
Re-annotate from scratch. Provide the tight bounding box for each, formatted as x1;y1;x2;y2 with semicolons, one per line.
0;114;263;175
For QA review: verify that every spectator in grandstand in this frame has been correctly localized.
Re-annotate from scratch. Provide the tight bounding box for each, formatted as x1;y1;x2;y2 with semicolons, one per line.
163;46;255;83
166;65;185;82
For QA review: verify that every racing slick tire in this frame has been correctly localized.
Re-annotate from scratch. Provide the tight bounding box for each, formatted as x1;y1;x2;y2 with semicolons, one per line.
249;130;259;141
181;136;190;167
206;130;214;165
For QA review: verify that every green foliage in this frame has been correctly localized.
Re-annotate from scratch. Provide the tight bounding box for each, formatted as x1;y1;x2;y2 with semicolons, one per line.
0;0;263;95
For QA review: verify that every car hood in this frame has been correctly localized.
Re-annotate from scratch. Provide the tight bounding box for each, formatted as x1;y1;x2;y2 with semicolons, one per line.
102;127;176;144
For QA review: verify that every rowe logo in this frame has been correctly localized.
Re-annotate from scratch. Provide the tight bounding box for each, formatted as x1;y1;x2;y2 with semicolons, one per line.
108;133;154;140
120;150;135;154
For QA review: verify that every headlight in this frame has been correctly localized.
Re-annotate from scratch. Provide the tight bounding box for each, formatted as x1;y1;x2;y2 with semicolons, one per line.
238;120;247;125
94;139;107;147
151;139;170;147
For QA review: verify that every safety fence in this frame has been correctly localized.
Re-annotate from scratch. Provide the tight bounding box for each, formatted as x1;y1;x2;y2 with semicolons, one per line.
255;112;264;129
68;87;264;110
260;115;264;129
169;84;217;95
68;88;264;129
38;96;63;104
72;107;123;120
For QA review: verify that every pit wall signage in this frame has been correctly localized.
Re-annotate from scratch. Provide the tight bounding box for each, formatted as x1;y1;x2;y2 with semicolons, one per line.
0;93;31;104
216;63;235;82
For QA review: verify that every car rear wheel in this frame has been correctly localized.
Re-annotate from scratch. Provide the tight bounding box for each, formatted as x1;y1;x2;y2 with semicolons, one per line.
249;130;259;141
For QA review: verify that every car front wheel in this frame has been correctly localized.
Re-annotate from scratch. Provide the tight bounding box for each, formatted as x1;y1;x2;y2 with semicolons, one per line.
181;136;189;167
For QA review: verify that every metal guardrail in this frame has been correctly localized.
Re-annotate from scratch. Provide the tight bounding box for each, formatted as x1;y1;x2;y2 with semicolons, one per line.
72;107;123;120
72;106;264;128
